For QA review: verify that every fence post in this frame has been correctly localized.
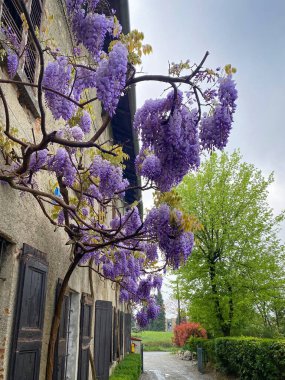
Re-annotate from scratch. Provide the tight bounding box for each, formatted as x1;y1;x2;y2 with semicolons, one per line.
197;347;206;374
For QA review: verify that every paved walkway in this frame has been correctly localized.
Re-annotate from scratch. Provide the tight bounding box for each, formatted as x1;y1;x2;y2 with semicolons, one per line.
140;352;214;380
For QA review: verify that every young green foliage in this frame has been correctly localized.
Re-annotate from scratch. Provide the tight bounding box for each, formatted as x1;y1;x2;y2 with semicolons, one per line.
176;151;285;337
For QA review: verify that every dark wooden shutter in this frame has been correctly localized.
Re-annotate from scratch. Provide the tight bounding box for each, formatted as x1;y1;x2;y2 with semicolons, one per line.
77;294;93;380
94;300;112;380
124;313;131;354
119;311;124;355
53;281;70;380
9;243;48;380
112;308;118;361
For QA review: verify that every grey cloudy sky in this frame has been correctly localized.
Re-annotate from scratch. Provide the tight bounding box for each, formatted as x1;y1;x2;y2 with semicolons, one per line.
129;0;285;235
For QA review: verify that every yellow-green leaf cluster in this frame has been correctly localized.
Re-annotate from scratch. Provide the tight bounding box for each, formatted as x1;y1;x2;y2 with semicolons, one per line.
110;29;152;65
224;64;237;75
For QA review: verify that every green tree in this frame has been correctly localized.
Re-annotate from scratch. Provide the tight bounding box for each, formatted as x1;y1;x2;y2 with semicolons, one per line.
147;290;166;331
176;151;285;337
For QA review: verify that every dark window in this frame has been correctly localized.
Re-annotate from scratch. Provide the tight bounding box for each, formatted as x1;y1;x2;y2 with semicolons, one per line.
1;0;43;82
0;236;8;273
9;243;48;380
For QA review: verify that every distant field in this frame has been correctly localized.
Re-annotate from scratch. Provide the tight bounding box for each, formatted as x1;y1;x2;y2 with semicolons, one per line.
132;330;175;351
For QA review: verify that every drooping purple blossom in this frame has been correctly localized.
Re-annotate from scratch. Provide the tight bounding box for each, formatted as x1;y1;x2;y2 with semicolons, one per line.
103;262;115;279
147;301;160;320
95;42;128;115
29;149;48;172
134;90;200;191
200;105;232;150
42;57;77;120
2;26;21;50
90;155;129;198
140;154;162;181
200;75;237;150
58;210;65;225
7;52;19;79
82;207;89;217
72;67;97;101
48;148;76;186
136;310;148;328
69;10;112;59
87;183;102;202
70;126;84;141
218;75;238;111
119;289;129;302
144;204;194;269
152;275;162;290
123;207;142;236
79;111;91;134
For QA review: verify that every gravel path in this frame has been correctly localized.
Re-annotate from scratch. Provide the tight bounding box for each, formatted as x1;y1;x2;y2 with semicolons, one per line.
140;352;214;380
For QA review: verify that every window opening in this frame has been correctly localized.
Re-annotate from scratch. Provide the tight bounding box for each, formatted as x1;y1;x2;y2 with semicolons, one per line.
0;237;8;275
1;0;43;83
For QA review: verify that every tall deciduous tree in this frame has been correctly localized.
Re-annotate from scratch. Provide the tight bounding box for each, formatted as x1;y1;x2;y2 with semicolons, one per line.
176;151;285;337
147;290;166;331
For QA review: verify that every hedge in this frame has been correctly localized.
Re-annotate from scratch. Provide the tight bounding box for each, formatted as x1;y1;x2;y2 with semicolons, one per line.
110;353;141;380
184;337;285;380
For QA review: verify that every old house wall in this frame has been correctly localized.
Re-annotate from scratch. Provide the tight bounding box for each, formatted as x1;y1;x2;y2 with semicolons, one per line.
0;1;130;379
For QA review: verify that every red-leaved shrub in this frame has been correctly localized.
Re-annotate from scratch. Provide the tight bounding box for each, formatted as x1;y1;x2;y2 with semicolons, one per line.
173;322;207;347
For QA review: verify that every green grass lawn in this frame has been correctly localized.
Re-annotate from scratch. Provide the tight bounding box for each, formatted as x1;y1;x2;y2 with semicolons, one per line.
132;330;175;351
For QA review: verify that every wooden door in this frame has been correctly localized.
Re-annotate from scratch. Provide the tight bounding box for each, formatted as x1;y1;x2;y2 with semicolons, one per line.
119;311;124;355
94;300;112;380
77;293;93;380
53;281;70;380
112;307;118;361
9;244;48;380
124;313;131;354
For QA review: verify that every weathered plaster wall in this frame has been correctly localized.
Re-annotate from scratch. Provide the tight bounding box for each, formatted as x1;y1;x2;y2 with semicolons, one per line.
0;1;127;379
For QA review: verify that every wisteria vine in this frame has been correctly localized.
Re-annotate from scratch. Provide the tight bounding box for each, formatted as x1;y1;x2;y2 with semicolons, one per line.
0;0;237;377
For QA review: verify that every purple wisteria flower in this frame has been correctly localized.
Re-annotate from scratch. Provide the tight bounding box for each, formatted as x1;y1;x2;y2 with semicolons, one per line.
29;149;48;172
134;90;200;191
48;148;76;186
144;204;194;269
7;52;19;79
90;155;129;198
42;57;76;120
136;310;148;328
140;154;162;181
72;67;97;100
218;75;238;111
200;75;237;150
79;111;91;134
70;126;84;141
147;301;160;319
95;42;128;115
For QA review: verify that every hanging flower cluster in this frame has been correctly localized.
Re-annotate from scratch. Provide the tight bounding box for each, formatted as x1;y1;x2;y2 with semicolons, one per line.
200;75;238;150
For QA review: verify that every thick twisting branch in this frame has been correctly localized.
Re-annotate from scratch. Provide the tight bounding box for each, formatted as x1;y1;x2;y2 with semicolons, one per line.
0;87;28;147
185;51;210;81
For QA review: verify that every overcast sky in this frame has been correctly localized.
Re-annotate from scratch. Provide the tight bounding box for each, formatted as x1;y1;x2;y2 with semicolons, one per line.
128;1;285;317
129;0;285;230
